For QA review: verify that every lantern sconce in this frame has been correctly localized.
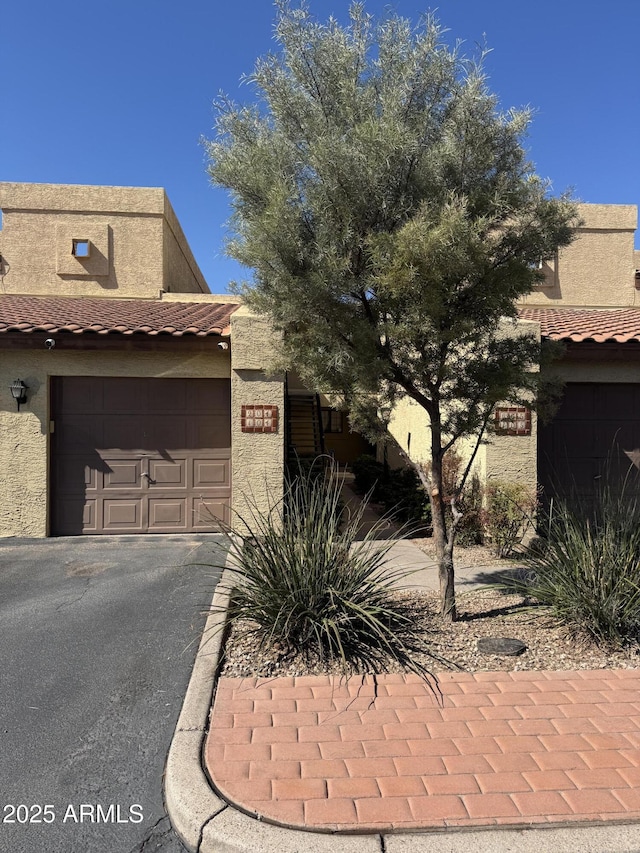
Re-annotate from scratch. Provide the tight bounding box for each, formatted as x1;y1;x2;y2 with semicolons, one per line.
9;379;28;411
379;405;393;426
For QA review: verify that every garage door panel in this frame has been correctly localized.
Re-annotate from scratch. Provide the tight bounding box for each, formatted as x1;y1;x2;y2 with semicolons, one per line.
539;382;640;503
194;459;230;488
600;384;635;413
55;377;104;414
557;385;596;419
103;499;144;530
597;443;640;474
83;500;97;531
103;460;142;489
52;376;231;535
570;460;602;490
148;499;187;530
190;416;231;448
191;498;229;528
149;458;186;487
146;380;188;413
56;498;98;534
149;418;188;450
103;380;147;414
57;416;104;451
540;455;599;492
552;422;595;458
187;379;231;413
55;459;98;494
596;422;636;453
102;416;151;451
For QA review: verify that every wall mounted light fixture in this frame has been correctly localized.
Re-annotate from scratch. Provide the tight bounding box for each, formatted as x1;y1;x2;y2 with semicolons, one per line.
9;379;28;411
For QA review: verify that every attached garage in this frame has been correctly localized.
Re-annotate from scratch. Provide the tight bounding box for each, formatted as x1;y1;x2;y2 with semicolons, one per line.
518;309;640;507
51;376;231;535
0;185;286;540
538;382;640;503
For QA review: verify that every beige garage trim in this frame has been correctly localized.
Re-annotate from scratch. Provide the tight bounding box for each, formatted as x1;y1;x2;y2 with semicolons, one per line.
51;376;231;535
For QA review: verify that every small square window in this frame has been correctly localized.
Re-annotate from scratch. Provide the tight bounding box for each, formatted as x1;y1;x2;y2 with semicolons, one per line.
321;408;343;434
72;239;90;258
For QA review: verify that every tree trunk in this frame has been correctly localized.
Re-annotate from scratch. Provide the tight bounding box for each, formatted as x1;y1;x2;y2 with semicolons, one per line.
400;408;458;622
429;456;457;623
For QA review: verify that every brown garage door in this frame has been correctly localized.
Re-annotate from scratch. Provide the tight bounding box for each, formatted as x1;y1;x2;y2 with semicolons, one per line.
538;382;640;504
51;377;231;535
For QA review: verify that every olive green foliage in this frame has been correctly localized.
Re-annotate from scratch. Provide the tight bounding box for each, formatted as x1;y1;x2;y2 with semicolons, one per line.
206;1;578;440
205;1;579;615
351;454;385;493
454;475;485;547
219;463;443;678
352;454;431;527
484;481;538;557
499;487;640;645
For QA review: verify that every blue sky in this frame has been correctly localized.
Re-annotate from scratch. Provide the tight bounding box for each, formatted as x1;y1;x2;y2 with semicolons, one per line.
3;1;639;292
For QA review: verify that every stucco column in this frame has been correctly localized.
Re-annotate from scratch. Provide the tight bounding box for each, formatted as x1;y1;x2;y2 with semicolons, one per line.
230;308;285;531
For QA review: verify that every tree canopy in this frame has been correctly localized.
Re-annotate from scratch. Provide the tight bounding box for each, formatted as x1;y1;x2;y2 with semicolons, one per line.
205;0;580;619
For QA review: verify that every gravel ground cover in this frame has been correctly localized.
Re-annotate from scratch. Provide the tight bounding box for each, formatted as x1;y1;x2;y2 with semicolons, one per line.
220;542;640;678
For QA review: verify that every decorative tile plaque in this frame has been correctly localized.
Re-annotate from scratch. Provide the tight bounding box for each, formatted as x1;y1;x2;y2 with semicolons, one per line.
241;404;278;433
494;406;531;436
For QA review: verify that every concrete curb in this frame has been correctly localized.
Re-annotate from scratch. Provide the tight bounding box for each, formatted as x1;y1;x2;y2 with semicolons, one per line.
164;563;383;853
164;568;230;851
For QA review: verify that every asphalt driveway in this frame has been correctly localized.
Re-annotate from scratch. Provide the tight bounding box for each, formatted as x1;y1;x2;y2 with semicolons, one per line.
0;533;227;853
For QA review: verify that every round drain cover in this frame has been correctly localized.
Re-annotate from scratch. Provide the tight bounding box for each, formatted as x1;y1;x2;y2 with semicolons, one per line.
477;637;527;656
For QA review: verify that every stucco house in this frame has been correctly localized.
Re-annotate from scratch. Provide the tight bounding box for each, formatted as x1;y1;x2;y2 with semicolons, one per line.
386;203;640;505
1;183;639;538
0;182;285;537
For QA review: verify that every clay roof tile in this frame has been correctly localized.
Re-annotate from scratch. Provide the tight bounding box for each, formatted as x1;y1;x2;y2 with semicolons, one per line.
518;307;640;344
0;295;240;338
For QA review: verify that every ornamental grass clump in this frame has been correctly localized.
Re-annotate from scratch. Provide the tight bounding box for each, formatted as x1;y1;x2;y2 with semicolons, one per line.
499;484;640;646
217;462;445;680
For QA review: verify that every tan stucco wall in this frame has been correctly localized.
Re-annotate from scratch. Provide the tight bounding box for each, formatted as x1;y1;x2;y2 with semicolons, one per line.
387;395;430;466
522;203;638;308
230;307;285;528
0;182;207;298
0;348;231;538
386;392;536;489
484;423;537;486
385;397;492;484
162;196;209;294
387;318;538;489
323;428;373;466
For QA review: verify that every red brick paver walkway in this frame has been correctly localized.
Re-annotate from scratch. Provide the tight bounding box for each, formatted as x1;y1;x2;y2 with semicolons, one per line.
205;670;640;832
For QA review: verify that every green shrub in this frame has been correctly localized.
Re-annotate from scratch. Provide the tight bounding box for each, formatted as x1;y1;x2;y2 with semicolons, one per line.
214;462;444;678
351;454;431;528
351;453;384;493
498;485;640;645
484;481;538;557
454;473;485;546
377;466;432;528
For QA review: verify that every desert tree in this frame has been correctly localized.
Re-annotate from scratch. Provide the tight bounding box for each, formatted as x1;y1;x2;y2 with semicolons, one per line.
205;1;579;621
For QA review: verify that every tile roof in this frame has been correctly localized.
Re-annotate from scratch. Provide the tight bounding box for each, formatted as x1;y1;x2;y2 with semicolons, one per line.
518;307;640;343
0;295;239;337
